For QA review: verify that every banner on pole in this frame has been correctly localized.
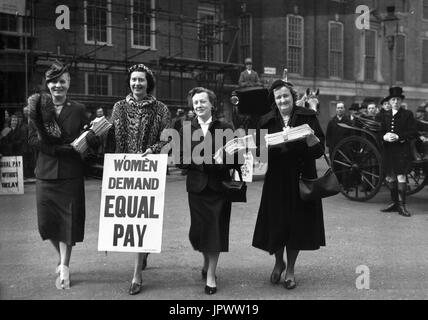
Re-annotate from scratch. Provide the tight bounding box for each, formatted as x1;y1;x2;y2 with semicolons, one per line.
0;156;24;195
98;154;168;253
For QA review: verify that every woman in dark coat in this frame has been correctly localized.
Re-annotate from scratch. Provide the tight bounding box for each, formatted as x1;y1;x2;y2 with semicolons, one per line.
252;80;326;290
28;60;96;290
179;87;241;295
375;87;417;217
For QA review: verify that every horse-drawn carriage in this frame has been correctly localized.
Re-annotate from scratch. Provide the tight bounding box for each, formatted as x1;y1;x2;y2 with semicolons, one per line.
230;85;428;201
330;116;428;201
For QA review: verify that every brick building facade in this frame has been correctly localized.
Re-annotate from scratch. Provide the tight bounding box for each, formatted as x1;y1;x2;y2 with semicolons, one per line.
1;0;428;129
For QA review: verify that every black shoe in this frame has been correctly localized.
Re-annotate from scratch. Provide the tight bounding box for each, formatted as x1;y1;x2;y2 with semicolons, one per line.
284;279;297;290
270;262;286;284
380;202;398;212
141;253;149;270
129;280;143;295
205;285;217;295
397;205;411;217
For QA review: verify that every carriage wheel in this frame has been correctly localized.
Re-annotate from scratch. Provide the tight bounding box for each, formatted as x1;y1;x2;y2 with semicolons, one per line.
405;161;428;195
331;136;384;202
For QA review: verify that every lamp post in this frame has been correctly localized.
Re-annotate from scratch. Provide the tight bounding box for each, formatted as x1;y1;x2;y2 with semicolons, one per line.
383;6;399;87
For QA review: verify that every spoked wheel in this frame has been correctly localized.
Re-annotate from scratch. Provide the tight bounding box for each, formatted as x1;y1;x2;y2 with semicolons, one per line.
331;136;384;201
406;161;428;195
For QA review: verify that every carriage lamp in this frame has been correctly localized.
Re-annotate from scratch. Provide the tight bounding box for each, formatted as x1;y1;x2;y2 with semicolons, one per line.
230;94;239;106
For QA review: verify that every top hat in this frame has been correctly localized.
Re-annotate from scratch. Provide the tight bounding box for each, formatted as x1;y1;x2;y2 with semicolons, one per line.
386;86;405;100
45;60;68;82
349;102;360;111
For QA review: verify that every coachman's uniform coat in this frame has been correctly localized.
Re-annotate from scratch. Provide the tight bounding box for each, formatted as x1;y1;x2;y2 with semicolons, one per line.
252;106;326;254
375;108;417;174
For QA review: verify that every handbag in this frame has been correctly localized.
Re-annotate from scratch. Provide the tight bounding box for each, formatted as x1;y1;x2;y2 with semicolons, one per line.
299;154;340;201
221;168;247;202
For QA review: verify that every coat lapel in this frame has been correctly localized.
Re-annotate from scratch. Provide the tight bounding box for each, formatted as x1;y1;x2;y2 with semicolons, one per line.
57;99;73;125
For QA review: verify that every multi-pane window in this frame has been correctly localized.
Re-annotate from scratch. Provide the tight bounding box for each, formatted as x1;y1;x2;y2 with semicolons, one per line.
329;21;344;78
131;0;155;48
395;34;405;82
86;73;111;96
423;0;428;20
198;12;215;61
84;0;111;44
239;14;252;62
0;13;18;32
423;40;428;83
364;29;376;81
287;15;304;74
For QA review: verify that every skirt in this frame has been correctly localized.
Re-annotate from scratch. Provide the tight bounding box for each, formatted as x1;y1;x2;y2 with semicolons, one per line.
36;178;86;246
188;188;232;252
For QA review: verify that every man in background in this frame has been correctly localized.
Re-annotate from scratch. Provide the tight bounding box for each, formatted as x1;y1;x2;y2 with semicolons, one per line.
238;57;262;88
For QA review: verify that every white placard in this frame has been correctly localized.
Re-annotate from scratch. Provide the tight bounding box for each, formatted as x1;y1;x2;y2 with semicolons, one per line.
234;152;254;182
98;154;167;253
0;156;24;195
264;67;277;75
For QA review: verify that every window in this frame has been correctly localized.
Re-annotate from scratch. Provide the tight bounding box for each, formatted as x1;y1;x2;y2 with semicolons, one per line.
239;14;252;62
395;34;405;82
0;12;32;50
84;0;112;45
131;0;155;49
86;73;112;96
287;15;304;75
198;6;222;61
329;21;344;78
364;29;376;81
423;40;428;83
423;0;428;20
0;13;18;32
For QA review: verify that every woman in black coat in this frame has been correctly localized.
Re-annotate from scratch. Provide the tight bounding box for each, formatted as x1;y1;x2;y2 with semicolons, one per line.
252;80;326;290
178;87;241;295
28;60;97;290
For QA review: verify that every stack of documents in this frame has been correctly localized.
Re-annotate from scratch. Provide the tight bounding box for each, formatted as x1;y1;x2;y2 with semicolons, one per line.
265;124;313;146
71;116;112;153
214;134;257;164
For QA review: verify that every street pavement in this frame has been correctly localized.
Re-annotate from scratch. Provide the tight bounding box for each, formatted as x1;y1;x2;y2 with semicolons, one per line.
1;167;428;300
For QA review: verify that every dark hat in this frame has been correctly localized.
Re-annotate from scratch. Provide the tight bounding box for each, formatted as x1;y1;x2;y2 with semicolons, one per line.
349;102;360;111
380;97;389;105
45;60;69;82
386;86;405;100
269;79;294;93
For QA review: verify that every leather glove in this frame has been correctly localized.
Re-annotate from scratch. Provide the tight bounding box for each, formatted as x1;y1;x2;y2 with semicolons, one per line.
54;144;76;156
85;130;100;149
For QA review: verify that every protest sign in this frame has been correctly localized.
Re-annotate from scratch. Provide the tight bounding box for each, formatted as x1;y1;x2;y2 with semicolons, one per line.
98;154;167;253
0;156;24;195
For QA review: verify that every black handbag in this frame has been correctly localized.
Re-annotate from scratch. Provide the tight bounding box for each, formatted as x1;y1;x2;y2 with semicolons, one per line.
299;154;340;201
221;168;247;202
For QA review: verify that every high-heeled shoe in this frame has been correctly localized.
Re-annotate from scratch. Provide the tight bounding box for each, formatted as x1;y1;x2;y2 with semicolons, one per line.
129;280;143;295
55;265;70;290
270;262;286;284
205;285;217;295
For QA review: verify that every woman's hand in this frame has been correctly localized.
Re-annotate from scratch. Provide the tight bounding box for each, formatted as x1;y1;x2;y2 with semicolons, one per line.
141;148;153;156
305;133;320;147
